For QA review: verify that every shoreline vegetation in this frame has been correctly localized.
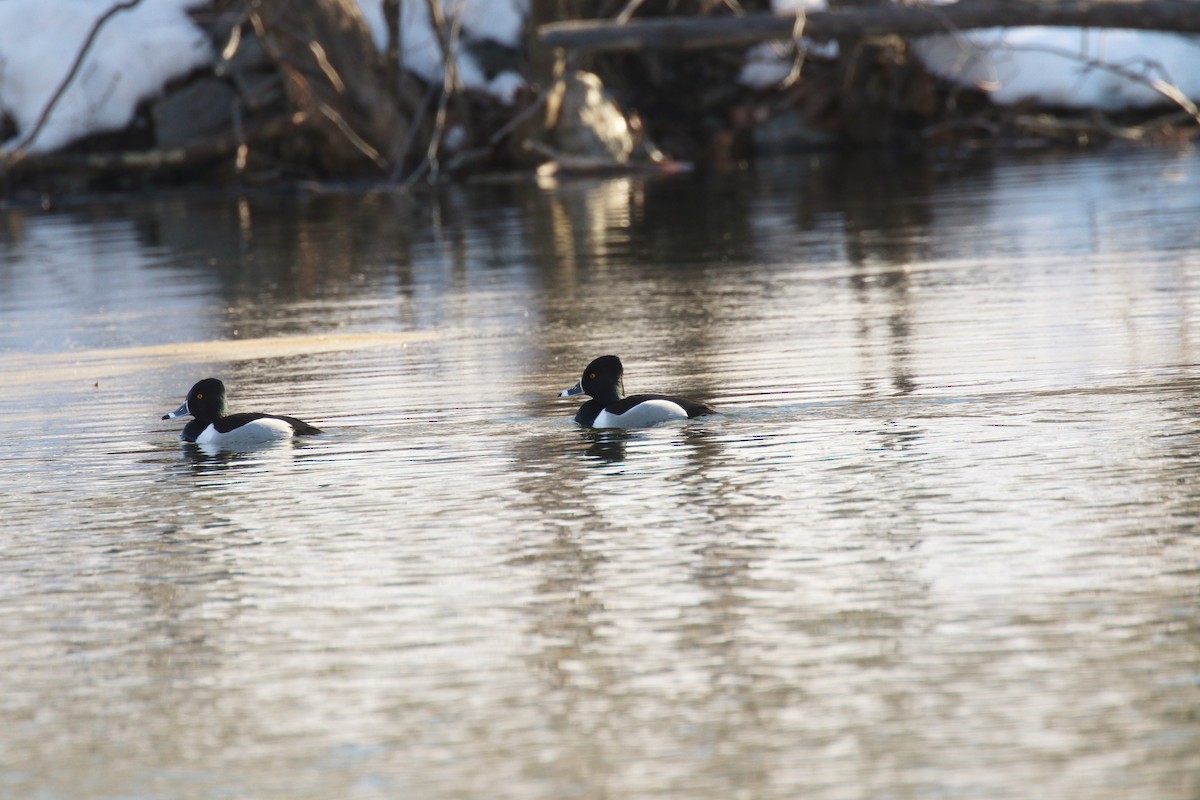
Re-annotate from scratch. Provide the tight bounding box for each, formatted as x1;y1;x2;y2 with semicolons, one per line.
2;0;1199;200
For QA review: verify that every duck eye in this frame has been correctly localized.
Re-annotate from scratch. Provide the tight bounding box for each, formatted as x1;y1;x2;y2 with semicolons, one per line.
588;373;596;380
195;393;204;400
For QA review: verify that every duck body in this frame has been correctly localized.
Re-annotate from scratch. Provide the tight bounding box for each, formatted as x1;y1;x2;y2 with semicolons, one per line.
574;394;711;428
561;355;715;429
163;378;321;445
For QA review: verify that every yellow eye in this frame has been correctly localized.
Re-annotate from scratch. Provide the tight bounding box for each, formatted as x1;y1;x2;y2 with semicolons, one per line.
588;373;596;379
195;393;204;399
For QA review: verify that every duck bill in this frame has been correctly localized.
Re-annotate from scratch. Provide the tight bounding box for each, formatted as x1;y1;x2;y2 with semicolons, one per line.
559;380;583;397
162;400;190;420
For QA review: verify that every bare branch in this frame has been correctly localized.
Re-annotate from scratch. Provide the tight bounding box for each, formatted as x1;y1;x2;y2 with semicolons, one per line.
540;1;1200;53
387;76;440;187
308;41;346;94
316;102;388;167
616;0;647;26
421;0;466;182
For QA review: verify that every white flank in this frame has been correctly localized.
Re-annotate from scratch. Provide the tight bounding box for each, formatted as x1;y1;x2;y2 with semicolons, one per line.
594;400;689;429
195;418;295;446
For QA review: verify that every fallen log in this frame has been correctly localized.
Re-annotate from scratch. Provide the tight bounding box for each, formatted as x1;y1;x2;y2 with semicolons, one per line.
539;1;1200;53
3;115;297;178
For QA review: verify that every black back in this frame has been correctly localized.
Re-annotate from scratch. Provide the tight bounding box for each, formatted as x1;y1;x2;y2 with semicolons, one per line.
213;412;322;436
609;393;716;418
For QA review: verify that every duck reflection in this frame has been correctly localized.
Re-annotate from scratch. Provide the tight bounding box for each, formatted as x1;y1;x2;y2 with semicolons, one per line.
173;438;314;477
579;427;630;463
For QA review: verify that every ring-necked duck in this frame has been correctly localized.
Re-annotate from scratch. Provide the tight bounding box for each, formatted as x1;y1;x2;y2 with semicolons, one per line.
559;355;716;428
162;378;322;445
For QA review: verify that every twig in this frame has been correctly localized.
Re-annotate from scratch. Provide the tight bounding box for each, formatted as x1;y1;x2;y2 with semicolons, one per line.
221;21;243;62
1;0;145;167
308;41;345;94
489;88;552;147
420;0;465;183
388;75;441;187
384;0;401;88
779;10;808;90
615;0;647;25
231;99;248;172
316;102;388;168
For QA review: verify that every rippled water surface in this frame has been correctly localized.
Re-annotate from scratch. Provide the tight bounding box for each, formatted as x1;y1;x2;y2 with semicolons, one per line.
2;148;1199;799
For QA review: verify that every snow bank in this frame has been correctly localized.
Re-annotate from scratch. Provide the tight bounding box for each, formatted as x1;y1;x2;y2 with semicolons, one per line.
0;0;528;156
740;1;1200;111
0;0;212;153
914;28;1200;110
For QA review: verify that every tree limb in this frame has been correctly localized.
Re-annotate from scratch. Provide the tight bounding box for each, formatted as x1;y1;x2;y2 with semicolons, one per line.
539;1;1200;53
4;114;297;176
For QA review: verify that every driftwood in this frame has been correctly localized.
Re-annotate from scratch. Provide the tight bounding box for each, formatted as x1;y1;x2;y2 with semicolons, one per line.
248;0;410;173
539;0;1200;53
5;115;296;177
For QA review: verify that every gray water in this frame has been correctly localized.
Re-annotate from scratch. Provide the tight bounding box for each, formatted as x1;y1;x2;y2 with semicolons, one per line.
1;148;1198;799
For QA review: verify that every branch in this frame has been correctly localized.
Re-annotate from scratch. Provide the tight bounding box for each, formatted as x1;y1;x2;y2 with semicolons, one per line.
5;114;297;175
539;1;1200;53
420;0;465;182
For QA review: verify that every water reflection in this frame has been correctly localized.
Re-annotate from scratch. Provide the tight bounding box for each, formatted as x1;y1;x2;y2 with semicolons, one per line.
2;147;1200;799
169;437;324;473
579;427;631;463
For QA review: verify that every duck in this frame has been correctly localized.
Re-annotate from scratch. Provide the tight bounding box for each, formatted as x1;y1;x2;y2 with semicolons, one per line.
559;355;716;428
162;378;322;445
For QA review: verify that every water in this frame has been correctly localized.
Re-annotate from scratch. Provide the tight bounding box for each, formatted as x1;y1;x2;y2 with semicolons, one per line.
1;147;1198;799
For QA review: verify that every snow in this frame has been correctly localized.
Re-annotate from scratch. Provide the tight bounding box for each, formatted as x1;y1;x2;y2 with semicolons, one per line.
741;43;798;90
771;0;829;13
0;0;212;153
0;0;527;156
487;71;526;105
913;28;1200;109
356;0;526;101
740;1;1200;110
